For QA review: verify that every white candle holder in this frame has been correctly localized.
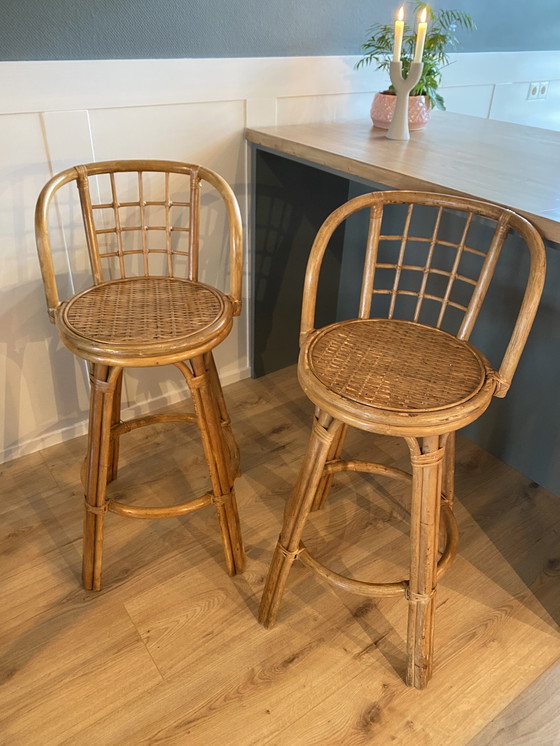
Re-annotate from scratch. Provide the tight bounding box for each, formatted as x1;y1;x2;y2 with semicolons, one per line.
386;61;423;141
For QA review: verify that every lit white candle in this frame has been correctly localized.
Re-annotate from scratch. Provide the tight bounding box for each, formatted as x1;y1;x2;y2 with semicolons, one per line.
393;6;405;62
413;7;428;63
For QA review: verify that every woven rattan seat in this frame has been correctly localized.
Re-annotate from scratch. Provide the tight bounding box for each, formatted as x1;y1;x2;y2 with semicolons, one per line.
307;318;487;412
36;160;245;590
61;277;230;364
259;190;546;689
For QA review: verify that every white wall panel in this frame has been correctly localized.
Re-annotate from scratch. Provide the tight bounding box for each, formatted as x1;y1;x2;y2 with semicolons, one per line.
490;80;560;130
0;112;90;460
439;84;494;119
246;98;277;129
41;109;96;172
277;92;375;125
0;57;375;115
442;51;560;88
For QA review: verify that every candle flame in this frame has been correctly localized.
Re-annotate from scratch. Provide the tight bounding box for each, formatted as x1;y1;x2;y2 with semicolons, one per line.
397;6;404;21
420;7;427;22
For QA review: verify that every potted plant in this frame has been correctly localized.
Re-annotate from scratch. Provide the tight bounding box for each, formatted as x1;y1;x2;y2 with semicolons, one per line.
356;2;475;129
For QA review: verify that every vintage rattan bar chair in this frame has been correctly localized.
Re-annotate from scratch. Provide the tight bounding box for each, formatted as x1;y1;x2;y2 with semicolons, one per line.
35;160;245;590
259;190;546;688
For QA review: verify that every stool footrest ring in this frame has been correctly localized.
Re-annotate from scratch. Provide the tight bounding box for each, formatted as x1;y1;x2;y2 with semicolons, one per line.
111;412;198;437
325;459;412;483
107;491;214;519
321;458;458;582
298;541;408;598
296;495;458;597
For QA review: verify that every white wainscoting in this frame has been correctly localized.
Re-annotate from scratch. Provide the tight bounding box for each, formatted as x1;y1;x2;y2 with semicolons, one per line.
1;51;559;462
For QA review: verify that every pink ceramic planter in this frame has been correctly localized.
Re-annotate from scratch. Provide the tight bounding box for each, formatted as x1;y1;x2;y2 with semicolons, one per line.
370;92;431;130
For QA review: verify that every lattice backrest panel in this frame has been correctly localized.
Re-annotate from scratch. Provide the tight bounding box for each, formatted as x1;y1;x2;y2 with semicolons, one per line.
76;167;200;283
359;200;511;339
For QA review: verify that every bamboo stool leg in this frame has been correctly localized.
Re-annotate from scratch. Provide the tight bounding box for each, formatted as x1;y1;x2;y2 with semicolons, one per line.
442;431;456;508
206;352;240;481
311;422;348;511
82;365;120;591
405;434;445;689
107;370;123;484
259;412;344;628
186;357;245;576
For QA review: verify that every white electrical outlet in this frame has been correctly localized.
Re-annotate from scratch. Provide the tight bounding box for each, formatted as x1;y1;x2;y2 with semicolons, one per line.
527;81;540;100
539;81;549;99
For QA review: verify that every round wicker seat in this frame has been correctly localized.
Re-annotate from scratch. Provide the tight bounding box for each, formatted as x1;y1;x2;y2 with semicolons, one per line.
59;277;232;366
300;318;495;435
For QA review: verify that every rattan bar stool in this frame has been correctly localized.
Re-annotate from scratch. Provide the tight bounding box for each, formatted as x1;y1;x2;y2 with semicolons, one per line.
259;191;546;688
35;160;245;590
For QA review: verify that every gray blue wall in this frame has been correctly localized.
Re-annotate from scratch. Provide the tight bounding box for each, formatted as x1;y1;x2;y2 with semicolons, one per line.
1;0;559;61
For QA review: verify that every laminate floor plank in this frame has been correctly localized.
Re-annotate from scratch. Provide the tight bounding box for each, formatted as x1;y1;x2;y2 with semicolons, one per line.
0;449;58;514
468;660;560;745
0;598;163;745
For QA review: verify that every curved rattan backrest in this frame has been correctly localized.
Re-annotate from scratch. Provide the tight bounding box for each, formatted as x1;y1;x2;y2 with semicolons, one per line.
301;191;546;397
35;159;243;321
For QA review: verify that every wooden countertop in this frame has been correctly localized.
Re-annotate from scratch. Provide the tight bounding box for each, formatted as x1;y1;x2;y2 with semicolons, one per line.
246;112;560;244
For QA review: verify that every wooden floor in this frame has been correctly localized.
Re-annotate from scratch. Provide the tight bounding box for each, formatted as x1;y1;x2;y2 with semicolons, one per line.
1;366;560;745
